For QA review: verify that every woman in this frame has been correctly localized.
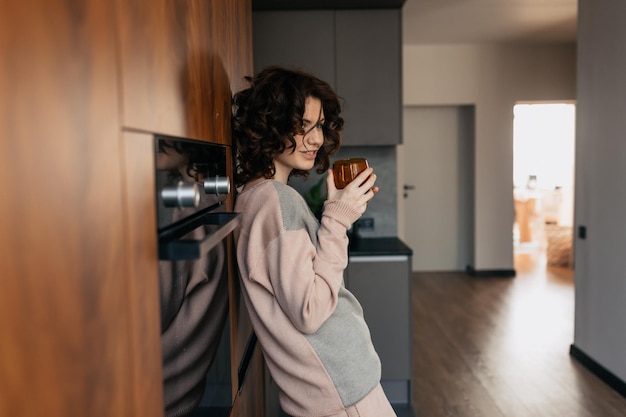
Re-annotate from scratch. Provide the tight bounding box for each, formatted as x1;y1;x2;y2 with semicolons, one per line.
232;66;397;417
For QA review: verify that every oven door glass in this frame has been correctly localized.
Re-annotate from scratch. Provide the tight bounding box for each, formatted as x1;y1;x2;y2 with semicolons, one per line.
154;136;234;416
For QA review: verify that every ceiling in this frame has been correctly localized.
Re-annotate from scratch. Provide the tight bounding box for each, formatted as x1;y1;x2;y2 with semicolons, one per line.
402;0;578;45
253;0;578;45
252;0;405;9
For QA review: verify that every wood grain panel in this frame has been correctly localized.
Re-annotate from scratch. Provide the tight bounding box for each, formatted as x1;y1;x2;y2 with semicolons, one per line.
122;132;164;417
116;0;253;145
183;0;252;145
2;0;255;415
0;1;132;416
115;0;188;137
227;235;253;394
185;0;253;143
229;346;266;417
206;0;254;95
184;0;232;144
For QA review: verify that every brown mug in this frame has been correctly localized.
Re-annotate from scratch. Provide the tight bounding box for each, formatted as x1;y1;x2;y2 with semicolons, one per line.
332;158;369;189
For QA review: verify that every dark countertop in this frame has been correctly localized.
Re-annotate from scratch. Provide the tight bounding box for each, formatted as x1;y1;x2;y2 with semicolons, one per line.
348;236;413;257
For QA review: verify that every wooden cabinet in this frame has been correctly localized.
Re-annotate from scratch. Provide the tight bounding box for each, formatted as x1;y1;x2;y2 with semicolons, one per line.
229;343;266;417
115;0;187;138
116;0;253;144
0;1;137;416
123;131;166;417
118;0;261;415
228;241;266;417
1;1;261;416
345;255;412;405
252;8;402;146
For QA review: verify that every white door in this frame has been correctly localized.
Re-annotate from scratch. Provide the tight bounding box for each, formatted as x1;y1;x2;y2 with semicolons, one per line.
398;106;474;271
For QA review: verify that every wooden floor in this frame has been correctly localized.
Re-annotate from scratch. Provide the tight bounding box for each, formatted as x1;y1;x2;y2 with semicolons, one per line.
411;248;626;417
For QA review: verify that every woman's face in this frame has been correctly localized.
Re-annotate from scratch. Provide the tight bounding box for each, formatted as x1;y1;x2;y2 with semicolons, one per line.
273;96;325;183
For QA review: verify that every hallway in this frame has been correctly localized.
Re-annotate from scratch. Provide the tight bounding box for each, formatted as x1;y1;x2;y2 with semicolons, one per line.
411;251;626;416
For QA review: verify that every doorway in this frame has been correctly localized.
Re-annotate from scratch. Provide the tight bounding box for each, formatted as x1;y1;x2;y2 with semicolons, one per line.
399;106;474;272
512;102;576;269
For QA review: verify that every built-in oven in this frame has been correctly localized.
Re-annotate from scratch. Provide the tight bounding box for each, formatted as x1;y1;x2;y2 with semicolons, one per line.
153;135;239;417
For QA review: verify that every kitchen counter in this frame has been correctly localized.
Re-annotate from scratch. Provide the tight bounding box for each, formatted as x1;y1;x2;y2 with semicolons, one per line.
345;236;413;411
348;236;413;257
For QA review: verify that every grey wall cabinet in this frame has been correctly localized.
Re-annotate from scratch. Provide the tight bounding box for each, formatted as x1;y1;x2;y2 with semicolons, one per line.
335;10;402;146
345;255;412;405
253;10;336;88
253;9;402;146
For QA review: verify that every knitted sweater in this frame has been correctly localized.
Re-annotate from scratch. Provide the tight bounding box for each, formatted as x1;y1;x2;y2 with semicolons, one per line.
234;179;382;417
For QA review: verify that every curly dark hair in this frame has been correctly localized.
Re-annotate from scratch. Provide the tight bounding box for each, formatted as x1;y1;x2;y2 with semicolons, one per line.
232;65;343;187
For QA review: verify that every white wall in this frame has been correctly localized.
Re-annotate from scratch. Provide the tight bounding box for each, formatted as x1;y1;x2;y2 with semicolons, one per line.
403;43;576;269
574;0;626;382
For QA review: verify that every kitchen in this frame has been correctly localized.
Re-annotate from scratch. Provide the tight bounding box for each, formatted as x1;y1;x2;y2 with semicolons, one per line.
1;0;411;415
1;0;258;416
3;0;626;416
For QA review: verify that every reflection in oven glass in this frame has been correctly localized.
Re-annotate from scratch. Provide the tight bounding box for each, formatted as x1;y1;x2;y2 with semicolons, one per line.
155;138;231;417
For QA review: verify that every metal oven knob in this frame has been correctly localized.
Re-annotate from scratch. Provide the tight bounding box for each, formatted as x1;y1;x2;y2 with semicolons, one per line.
203;175;230;195
161;181;201;208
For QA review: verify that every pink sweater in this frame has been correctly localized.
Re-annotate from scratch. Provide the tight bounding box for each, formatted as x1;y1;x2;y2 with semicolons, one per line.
234;179;383;416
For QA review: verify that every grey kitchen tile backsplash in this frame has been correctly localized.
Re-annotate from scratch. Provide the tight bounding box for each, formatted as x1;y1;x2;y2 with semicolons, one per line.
289;146;397;237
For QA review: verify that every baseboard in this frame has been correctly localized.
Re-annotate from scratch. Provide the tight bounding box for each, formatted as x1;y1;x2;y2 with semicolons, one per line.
465;265;516;278
570;344;626;399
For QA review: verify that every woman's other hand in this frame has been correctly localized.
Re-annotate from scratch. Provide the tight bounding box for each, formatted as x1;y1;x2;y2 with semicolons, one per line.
326;167;379;215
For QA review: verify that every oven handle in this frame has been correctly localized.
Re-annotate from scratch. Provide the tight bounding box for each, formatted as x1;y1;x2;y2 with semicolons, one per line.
158;210;240;260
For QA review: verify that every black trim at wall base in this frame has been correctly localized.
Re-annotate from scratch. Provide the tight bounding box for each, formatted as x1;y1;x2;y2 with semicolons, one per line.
570;344;626;399
465;265;516;278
